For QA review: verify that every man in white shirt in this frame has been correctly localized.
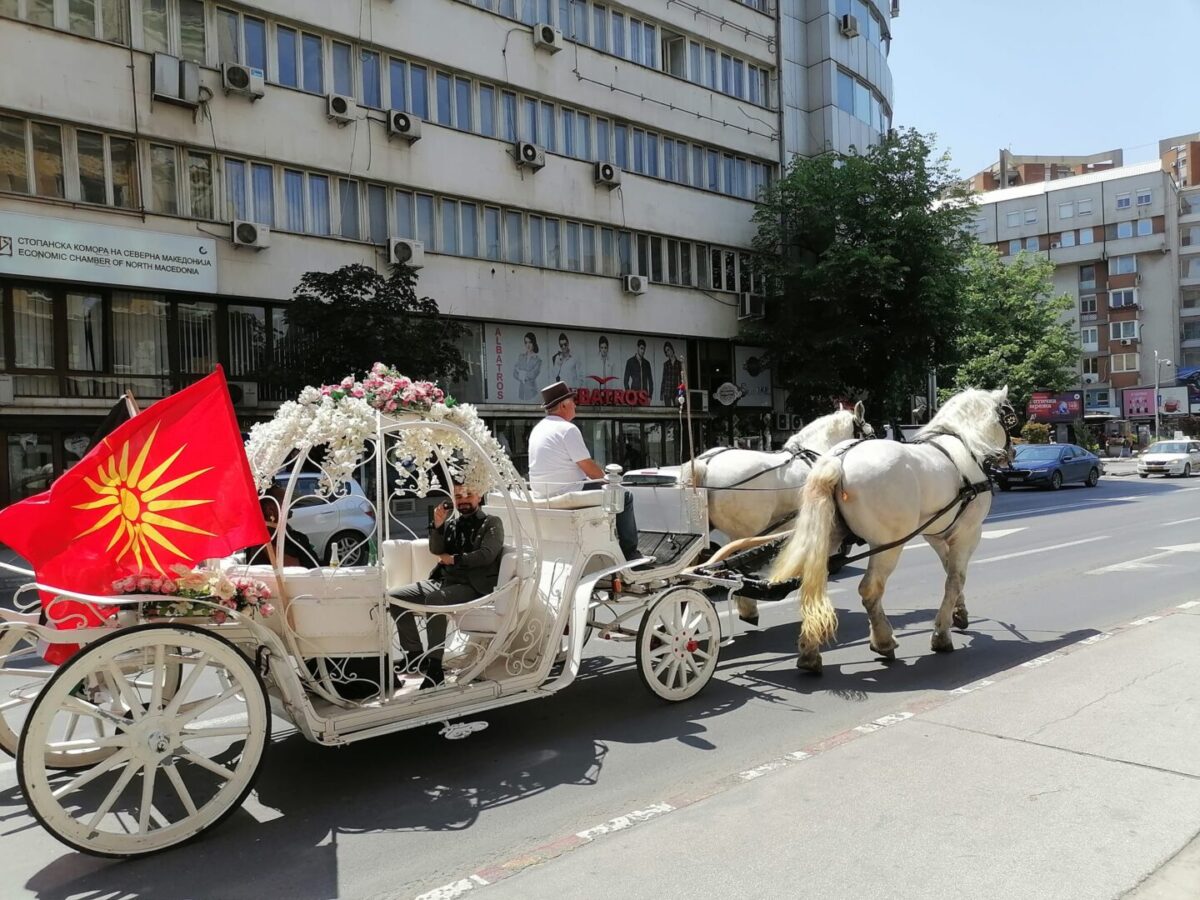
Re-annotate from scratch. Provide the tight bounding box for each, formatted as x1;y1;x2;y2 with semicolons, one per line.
528;381;643;563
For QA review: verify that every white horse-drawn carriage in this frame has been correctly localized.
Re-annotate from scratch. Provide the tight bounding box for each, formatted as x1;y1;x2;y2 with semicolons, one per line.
0;368;1018;859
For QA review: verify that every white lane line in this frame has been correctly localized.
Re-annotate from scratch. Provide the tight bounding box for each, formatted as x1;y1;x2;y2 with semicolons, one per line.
1127;615;1163;627
1088;543;1200;575
987;496;1141;522
975;535;1108;565
575;802;674;840
1178;601;1200;610
951;678;995;695
416;875;490;900
907;526;1026;552
852;711;913;734
1163;516;1200;526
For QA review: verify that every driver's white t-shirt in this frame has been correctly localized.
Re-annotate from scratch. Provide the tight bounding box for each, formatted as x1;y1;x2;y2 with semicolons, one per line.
528;415;592;496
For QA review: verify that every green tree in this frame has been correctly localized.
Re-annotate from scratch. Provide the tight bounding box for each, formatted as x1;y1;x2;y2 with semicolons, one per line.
275;263;469;392
945;243;1079;413
747;129;976;422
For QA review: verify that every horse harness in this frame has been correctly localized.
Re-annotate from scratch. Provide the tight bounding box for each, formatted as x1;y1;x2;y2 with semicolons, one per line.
833;404;1018;565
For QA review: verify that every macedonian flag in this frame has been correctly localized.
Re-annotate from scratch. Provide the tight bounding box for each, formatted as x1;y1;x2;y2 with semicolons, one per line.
0;367;268;663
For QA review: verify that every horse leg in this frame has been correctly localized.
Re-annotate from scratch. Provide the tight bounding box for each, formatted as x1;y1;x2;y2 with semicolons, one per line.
929;529;981;653
735;594;759;626
860;547;903;660
924;535;968;631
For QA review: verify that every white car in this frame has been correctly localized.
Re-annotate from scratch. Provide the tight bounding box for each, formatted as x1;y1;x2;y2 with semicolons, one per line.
277;474;377;564
1137;440;1200;478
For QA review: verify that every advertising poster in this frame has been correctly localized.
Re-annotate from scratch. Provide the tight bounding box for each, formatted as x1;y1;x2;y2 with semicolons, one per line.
1177;366;1200;413
733;346;772;408
1122;387;1155;418
1157;386;1189;417
1026;391;1083;423
488;323;686;409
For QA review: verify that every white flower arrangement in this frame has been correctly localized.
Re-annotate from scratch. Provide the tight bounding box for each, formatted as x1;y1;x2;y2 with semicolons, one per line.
245;364;519;498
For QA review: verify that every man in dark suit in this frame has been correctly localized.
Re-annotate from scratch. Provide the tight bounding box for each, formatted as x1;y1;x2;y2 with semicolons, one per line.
389;482;504;688
624;338;653;395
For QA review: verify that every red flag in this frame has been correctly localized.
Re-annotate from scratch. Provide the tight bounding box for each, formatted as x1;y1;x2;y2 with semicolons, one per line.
0;367;268;663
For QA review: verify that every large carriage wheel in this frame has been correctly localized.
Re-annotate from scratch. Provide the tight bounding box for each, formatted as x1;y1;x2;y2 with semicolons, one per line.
18;624;269;858
0;625;48;761
636;588;721;702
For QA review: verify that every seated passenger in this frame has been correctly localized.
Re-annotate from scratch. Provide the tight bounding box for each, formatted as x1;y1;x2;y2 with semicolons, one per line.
528;381;646;566
249;484;320;568
389;482;504;689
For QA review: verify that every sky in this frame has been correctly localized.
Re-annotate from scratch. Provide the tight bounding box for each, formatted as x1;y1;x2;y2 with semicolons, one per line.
887;0;1200;178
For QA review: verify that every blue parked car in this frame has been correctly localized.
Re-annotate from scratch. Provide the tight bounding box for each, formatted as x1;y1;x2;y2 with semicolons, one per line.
997;443;1102;491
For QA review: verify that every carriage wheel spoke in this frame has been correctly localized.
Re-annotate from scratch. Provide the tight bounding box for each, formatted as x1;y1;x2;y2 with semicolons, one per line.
86;760;142;832
62;694;127;727
148;645;165;713
180;725;250;740
0;695;34;714
62;712;82;743
178;684;243;725
52;748;136;799
163;763;197;817
162;653;211;718
690;647;712;663
682;654;702;680
106;663;144;722
137;763;158;834
652;654;673;678
648;644;672;661
179;749;235;781
46;734;127;752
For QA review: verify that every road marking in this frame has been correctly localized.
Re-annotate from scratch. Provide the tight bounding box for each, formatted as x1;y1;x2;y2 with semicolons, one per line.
1127;615;1163;627
416;875;490;900
575;803;675;841
1178;601;1200;610
1163;516;1200;526
1022;653;1061;668
1087;543;1200;575
906;527;1026;552
852;711;913;734
987;496;1141;522
975;535;1108;565
950;678;995;694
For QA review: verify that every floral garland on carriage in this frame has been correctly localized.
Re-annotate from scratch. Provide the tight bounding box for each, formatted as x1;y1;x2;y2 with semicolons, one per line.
244;363;520;498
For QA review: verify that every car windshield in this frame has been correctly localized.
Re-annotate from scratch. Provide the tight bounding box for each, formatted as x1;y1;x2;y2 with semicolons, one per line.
1146;442;1188;454
1015;446;1062;461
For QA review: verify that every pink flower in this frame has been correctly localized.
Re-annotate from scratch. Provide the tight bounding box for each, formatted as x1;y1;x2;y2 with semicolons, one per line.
212;610;228;625
259;602;275;618
258;584;271;599
161;580;178;594
137;577;153;593
150;578;163;593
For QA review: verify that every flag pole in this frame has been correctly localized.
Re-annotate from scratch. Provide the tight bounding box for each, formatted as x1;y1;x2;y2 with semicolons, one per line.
124;390;141;417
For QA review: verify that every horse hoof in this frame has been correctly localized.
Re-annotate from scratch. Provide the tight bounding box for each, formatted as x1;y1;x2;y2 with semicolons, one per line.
739;614;759;626
931;634;955;653
870;644;896;661
952;609;969;630
796;657;823;676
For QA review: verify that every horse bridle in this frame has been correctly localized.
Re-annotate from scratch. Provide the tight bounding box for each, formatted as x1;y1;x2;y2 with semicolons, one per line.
852;417;875;440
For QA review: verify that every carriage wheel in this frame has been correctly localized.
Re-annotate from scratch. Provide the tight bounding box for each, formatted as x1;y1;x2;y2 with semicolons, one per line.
0;625;49;762
636;588;721;702
18;624;269;858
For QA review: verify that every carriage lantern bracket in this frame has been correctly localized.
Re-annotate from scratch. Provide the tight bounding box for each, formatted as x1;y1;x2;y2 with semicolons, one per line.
602;464;626;514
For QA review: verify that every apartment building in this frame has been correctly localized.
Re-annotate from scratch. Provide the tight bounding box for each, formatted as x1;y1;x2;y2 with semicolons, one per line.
970;162;1182;430
0;0;898;506
965;148;1123;195
1161;132;1200;401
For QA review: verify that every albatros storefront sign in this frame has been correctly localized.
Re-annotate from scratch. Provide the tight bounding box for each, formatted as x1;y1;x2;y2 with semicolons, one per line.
0;211;217;294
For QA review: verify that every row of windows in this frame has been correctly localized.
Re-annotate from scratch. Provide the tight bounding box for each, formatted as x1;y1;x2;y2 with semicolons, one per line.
834;69;891;134
1000;189;1155;229
1078;289;1139;315
835;0;891;54
1080;323;1141;346
0;112;762;293
1001;220;1155;255
464;0;774;106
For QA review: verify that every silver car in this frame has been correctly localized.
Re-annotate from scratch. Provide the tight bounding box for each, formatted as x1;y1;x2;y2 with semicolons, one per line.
1137;440;1200;478
277;474;377;565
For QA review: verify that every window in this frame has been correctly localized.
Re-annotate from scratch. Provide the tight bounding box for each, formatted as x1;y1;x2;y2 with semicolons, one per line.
540;102;555;152
13;286;56;370
1079;265;1096;290
361;50;382;107
1136;218;1152;236
1183;257;1200;280
528;215;545;266
522;97;537;143
592;5;607;51
1025;236;1039;251
1110;321;1138;341
1115;192;1131;210
581;224;596;273
415;193;434;247
1110;288;1137;309
504;209;524;263
77;131;106;204
1136;188;1152;206
565;221;581;271
1116;221;1133;239
611;11;624;57
461;202;478;257
1077;198;1092;215
614;123;628;169
601;227;616;276
1058;202;1074;219
440;198;459;254
66;292;104;372
410;65;428;119
1110;254;1136;276
1111;352;1139;373
149;144;178;215
1023;208;1037;225
367;183;387;243
1060;231;1075;248
276;26;298;87
338;177;360;239
31;122;64;198
1082;357;1099;376
545;218;561;267
302;33;324;93
332;41;353;96
484;207;501;260
1079;226;1094;244
576;112;591;160
479;84;496;137
393;190;413;239
388;58;408;111
62;0;130;43
500;91;517;142
595;117;610;162
250;162;274;226
0;116;28;193
282;169;304;231
144;0;169;52
187;151;213;219
1007;240;1021;256
1080;326;1098;350
662;29;685;78
1080;295;1096;314
436;72;452;126
307;174;330;234
243;16;266;72
1183;321;1200;342
1005;211;1020;228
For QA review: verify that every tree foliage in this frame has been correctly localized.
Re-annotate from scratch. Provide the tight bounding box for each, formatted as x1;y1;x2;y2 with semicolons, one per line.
747;129;976;422
944;243;1079;413
276;263;469;392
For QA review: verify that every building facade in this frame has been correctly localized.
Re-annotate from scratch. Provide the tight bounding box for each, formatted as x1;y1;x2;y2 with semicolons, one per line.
970;160;1195;437
0;0;897;506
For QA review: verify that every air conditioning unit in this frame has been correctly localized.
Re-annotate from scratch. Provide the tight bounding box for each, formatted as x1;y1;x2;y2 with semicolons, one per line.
533;22;564;53
687;389;709;413
1050;241;1061;249
594;161;622;188
222;63;265;100
622;274;647;295
387;110;422;142
1082;373;1099;384
152;53;200;107
738;292;766;320
228;381;260;407
791;414;805;431
1120;338;1133;346
514;141;546;171
839;13;859;37
327;93;357;123
388;237;425;269
231;220;271;249
1134;273;1142;285
774;413;790;431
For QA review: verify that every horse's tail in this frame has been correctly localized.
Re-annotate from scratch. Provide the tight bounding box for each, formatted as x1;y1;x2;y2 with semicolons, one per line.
769;454;842;646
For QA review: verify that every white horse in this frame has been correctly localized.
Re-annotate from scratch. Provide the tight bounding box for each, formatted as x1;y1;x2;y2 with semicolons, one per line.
687;403;874;541
769;387;1015;674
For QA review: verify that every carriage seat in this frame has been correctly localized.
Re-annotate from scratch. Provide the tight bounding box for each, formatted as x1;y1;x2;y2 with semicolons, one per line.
380;539;523;636
502;489;607;510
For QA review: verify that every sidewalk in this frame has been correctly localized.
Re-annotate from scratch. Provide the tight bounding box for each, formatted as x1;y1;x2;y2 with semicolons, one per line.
1101;456;1139;477
471;604;1200;900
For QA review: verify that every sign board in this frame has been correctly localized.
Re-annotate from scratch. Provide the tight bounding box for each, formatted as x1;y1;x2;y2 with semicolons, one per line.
0;211;217;294
713;382;741;406
733;346;771;407
1177;366;1200;413
486;323;686;409
1122;387;1155;418
1026;391;1083;423
1157;386;1189;416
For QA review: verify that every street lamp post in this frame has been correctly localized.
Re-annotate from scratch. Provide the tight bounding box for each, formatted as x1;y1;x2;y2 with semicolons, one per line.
1154;350;1173;441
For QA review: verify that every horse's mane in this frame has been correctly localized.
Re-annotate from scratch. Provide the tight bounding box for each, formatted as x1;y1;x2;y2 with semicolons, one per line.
783;409;855;454
916;388;1006;462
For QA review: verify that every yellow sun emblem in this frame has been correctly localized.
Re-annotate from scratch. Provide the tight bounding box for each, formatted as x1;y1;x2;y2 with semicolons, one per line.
73;424;215;574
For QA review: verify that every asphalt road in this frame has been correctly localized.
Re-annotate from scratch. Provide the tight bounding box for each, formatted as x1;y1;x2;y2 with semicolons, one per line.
1;474;1197;900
